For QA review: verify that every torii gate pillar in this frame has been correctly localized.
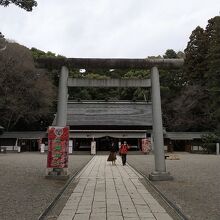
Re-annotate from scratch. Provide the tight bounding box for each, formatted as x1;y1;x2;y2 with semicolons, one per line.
149;66;173;181
56;66;69;126
46;66;69;179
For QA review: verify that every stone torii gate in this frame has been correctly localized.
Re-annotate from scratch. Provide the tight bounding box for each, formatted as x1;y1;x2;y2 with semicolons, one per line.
38;58;184;181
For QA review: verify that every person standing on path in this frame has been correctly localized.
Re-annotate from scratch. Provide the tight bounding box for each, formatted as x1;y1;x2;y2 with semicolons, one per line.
120;141;129;166
107;140;119;165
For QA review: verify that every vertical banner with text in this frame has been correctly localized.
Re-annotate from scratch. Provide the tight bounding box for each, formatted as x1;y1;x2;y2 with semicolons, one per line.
142;138;151;154
47;126;69;168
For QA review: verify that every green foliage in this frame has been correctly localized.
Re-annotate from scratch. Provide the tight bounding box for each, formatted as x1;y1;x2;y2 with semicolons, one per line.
168;16;220;132
0;42;55;131
31;47;46;59
205;16;220;125
30;47;66;87
202;133;220;143
0;0;37;11
157;49;185;130
201;133;218;153
184;26;208;85
147;55;162;59
163;49;178;59
45;51;56;57
15;15;218;133
68;68;150;101
177;51;185;59
123;69;150;79
85;73;109;79
161;49;185;94
30;47;61;59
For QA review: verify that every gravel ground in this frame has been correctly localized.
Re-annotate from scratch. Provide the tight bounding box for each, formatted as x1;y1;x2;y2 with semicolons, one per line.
1;152;219;220
0;153;92;220
127;153;220;220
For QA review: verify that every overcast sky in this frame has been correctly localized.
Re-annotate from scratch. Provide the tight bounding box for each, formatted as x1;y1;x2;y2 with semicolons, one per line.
0;0;219;58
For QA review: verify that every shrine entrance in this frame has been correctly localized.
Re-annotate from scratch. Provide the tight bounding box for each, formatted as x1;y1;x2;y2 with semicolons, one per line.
38;57;184;180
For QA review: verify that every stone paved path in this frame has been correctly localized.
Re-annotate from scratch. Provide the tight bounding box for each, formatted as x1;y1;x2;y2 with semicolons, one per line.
57;156;173;220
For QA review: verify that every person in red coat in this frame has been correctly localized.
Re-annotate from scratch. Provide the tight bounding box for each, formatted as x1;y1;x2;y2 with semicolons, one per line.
120;141;129;166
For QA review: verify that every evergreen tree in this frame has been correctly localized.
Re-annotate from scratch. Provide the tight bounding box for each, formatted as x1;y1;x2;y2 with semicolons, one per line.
161;49;184;93
206;16;220;130
184;26;208;85
171;17;220;132
160;49;185;130
163;49;178;59
206;16;220;85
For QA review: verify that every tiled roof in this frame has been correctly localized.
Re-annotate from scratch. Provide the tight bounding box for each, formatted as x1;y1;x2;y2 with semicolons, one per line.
66;101;152;127
165;132;210;140
0;131;46;139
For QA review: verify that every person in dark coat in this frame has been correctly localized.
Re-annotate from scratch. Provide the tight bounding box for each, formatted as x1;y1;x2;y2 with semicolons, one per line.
107;141;119;165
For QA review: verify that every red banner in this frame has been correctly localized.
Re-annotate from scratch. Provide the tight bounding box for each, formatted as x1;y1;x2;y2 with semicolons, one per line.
47;126;69;168
142;138;151;154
